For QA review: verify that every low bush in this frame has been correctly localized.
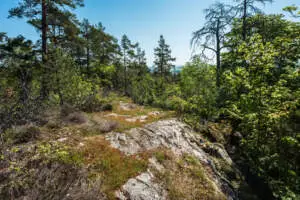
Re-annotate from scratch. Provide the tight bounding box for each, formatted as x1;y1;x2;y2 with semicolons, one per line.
101;103;113;111
65;112;87;124
96;120;118;133
80;94;103;112
60;103;77;117
3;125;40;144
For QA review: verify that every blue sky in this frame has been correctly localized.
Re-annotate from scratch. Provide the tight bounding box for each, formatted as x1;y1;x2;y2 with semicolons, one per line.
0;0;299;65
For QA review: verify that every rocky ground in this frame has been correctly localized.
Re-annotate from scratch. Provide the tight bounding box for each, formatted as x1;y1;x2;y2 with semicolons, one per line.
0;98;258;200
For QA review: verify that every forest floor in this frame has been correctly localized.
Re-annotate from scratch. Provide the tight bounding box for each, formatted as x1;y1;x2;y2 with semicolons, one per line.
0;95;258;200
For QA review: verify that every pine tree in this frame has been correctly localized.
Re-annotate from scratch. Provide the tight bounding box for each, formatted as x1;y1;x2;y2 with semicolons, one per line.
0;35;35;104
153;35;175;81
80;18;92;76
192;2;232;87
121;35;137;94
8;0;83;98
234;0;273;40
134;46;148;77
90;23;120;65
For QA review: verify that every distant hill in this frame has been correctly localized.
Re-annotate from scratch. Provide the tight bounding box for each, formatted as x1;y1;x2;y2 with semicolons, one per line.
149;65;184;73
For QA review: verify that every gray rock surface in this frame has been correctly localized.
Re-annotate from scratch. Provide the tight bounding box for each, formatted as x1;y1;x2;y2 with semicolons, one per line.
106;119;239;200
106;119;209;163
116;171;167;200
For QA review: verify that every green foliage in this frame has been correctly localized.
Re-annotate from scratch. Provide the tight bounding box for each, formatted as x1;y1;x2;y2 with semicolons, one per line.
223;34;300;199
48;49;97;108
37;142;83;166
130;74;156;105
80;94;112;112
179;59;218;119
91;64;116;88
153;35;176;81
283;5;300;18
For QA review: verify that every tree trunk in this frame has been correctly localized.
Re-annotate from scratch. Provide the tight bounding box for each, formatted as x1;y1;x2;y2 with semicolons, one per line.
42;0;47;62
216;20;221;88
40;0;49;100
124;50;127;95
87;41;90;76
242;0;247;41
19;69;30;104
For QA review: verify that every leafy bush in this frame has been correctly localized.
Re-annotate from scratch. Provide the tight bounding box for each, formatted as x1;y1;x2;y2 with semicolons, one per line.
130;74;156;105
79;94;105;112
49;49;98;109
175;59;218;119
222;35;300;199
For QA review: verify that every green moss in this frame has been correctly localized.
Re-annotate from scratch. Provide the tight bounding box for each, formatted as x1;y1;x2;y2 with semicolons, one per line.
184;154;199;165
153;152;226;200
81;136;148;199
154;151;168;163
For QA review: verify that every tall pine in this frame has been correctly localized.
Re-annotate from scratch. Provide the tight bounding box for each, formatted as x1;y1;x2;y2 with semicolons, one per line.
153;35;175;81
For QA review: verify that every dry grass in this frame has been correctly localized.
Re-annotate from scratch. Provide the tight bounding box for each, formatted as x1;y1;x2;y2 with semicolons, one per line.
81;136;148;199
84;93;177;131
99;110;176;132
153;150;227;200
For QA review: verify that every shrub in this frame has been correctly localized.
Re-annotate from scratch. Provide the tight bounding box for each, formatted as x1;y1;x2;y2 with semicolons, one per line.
3;125;40;144
96;120;119;133
65;112;87;124
79;94;103;112
49;49;99;109
60;103;77;117
179;60;218;120
101;103;113;111
45;120;61;129
130;74;156;105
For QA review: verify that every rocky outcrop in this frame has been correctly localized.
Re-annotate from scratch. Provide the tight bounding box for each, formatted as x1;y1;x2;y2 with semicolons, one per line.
116;171;167;200
106;119;240;200
106;119;209;162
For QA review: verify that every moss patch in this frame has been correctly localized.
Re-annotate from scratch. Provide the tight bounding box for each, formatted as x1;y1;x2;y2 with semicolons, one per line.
81;136;148;199
152;150;226;200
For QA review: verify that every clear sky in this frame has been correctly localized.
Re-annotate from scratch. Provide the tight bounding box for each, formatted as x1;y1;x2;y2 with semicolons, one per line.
0;0;299;66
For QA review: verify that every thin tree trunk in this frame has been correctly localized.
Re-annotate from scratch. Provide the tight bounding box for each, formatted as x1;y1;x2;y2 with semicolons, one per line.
86;38;90;76
216;20;221;88
124;50;127;95
40;0;49;100
19;69;30;104
42;0;47;62
53;27;64;106
242;0;247;41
